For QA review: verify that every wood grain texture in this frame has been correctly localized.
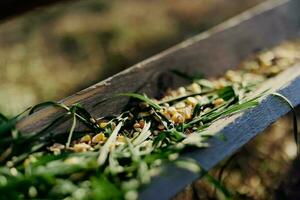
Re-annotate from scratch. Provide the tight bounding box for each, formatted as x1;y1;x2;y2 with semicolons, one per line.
17;0;300;134
139;64;300;199
11;0;300;198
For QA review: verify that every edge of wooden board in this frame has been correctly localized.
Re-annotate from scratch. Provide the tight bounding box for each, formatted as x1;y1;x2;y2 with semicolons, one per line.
17;0;300;134
139;64;300;199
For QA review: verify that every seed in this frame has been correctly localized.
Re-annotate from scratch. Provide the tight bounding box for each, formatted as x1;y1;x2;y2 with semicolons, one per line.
10;168;18;176
153;130;159;135
186;97;198;106
258;51;274;66
90;118;96;124
277;57;292;67
213;79;227;89
28;186;38;198
213;98;224;107
133;122;141;129
269;66;281;74
80;135;91;143
139;120;145;128
195;95;202;101
172;113;184;124
162;112;171;120
99;122;108;129
225;70;241;82
65;157;81;165
49;143;65;154
158;124;165;130
183;106;192;120
178;87;186;95
163;103;170;107
200;96;210;105
188;83;201;93
92;133;107;144
175;102;186;109
133;122;141;131
168;153;179;161
117;135;126;143
73;143;91;152
167;107;177;115
50;143;65;150
125;190;138;200
203;108;211;113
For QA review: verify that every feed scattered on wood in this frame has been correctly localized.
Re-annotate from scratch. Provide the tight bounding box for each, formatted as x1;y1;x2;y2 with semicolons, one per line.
0;40;300;199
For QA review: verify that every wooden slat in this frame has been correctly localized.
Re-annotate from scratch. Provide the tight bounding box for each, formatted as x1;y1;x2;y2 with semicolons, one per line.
139;64;300;199
12;0;300;198
17;0;300;134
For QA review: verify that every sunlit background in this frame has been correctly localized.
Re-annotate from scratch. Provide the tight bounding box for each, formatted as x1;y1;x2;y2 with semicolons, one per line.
3;0;300;199
0;0;263;116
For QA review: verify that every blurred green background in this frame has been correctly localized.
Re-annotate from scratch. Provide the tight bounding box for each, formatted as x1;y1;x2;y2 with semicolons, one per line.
0;0;263;116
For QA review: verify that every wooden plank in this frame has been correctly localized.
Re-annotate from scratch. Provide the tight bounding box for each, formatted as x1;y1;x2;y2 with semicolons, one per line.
11;0;300;198
0;0;73;21
17;0;300;134
139;64;300;199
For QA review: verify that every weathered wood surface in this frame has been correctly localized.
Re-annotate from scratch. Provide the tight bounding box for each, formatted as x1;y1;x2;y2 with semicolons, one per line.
13;0;300;198
0;0;73;21
139;63;300;199
17;0;300;134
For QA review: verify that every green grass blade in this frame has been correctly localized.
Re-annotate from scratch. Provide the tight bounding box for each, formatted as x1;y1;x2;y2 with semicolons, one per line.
203;172;233;200
132;121;151;146
117;93;161;110
98;122;123;166
29;101;69;115
217;86;236;101
272;92;299;154
66;114;77;148
203;99;259;122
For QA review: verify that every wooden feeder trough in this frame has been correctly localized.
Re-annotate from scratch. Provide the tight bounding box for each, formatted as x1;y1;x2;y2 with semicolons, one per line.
6;0;300;199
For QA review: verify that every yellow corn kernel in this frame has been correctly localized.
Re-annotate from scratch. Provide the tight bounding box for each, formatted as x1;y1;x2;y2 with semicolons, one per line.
73;143;91;152
175;102;186;109
183;106;193;120
195;95;202;101
188;83;201;93
49;143;65;154
178;87;186;95
186;97;198;106
117;135;126;143
158;124;165;130
139;120;145;128
167;107;177;115
172;113;184;124
92;133;107;144
80;135;91;143
99;122;108;129
213;98;224;107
